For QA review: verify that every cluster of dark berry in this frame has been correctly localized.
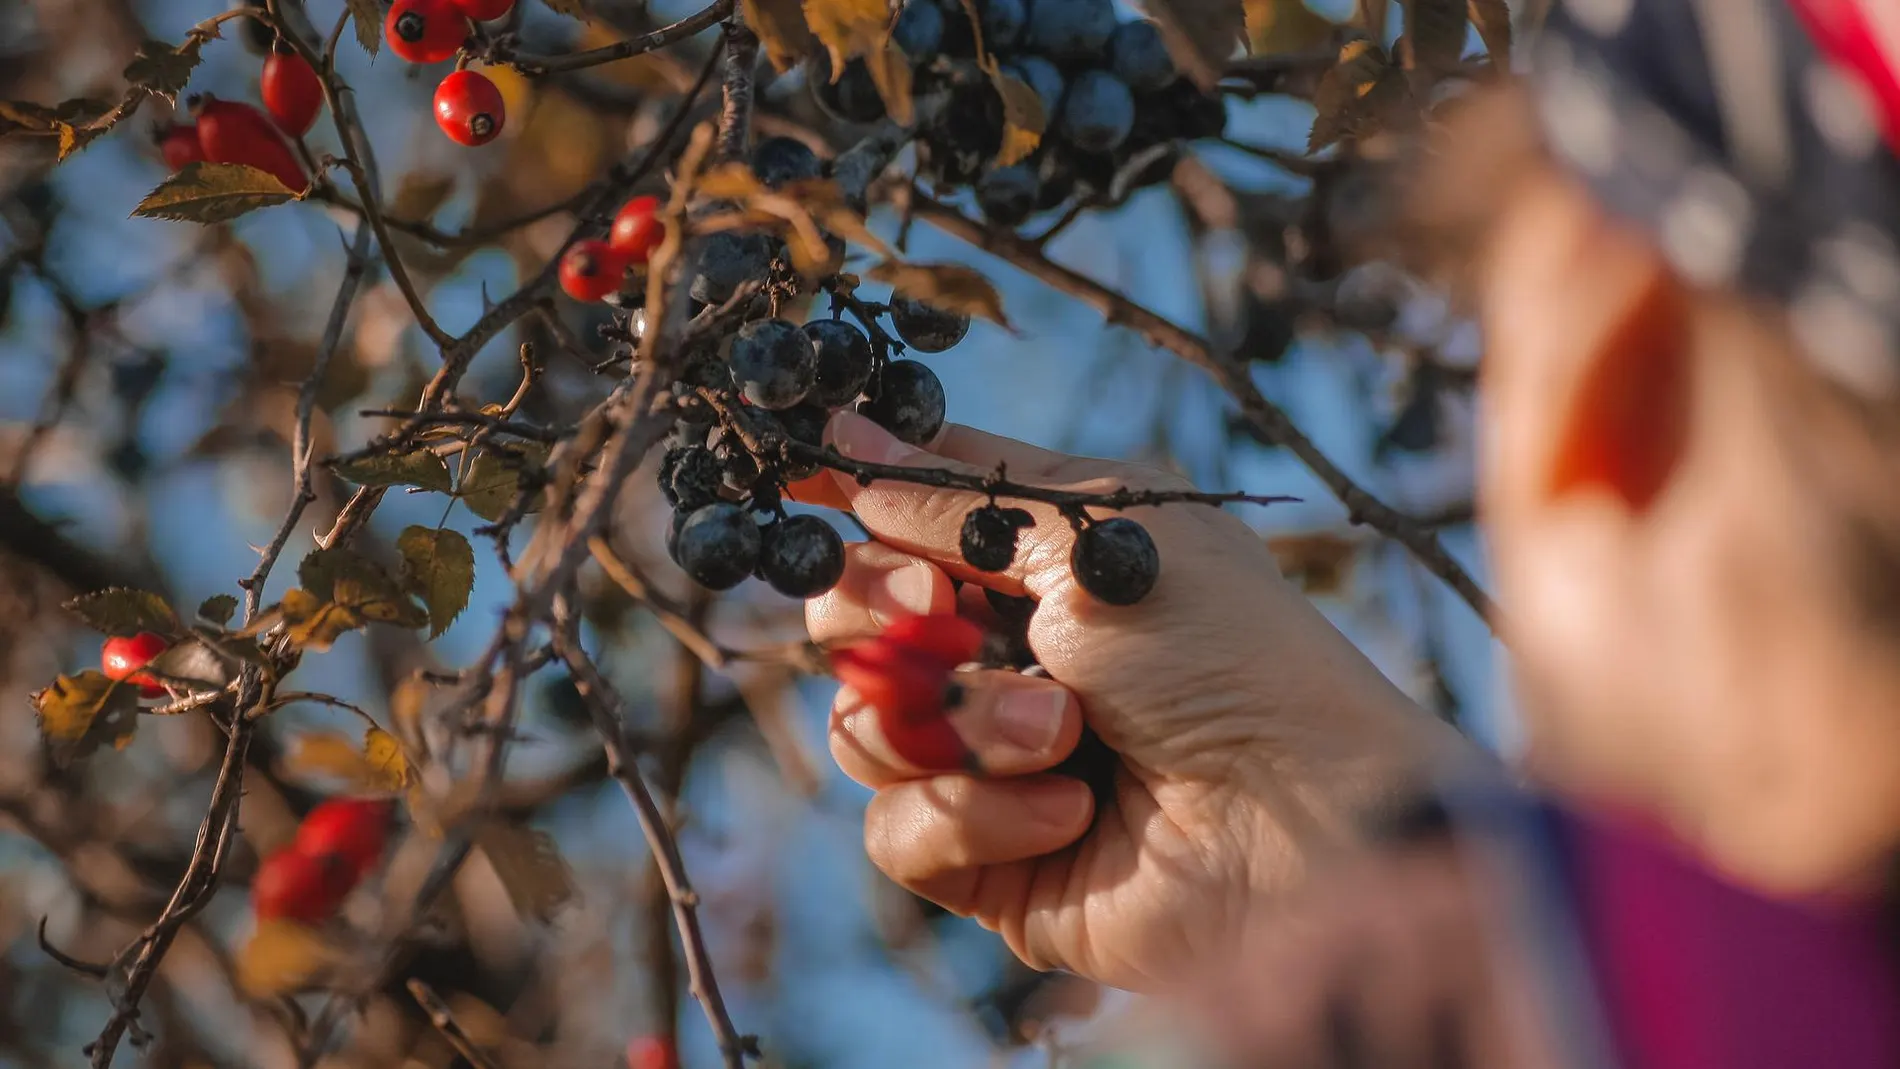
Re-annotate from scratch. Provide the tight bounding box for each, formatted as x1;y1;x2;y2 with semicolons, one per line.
812;0;1226;226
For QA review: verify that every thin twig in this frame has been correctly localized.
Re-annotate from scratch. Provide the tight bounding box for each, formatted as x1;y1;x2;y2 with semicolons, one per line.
508;0;734;75
407;980;502;1069
715;8;758;161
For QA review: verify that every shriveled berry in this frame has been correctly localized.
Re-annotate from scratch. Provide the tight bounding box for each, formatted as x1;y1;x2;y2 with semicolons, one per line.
1109;20;1175;91
101;631;171;699
292;798;393;885
959;505;1034;572
385;0;467;64
559;239;629;303
450;0;515;20
888;296;970;352
689;231;777;304
193;96;308;192
1059;70;1135;154
433;69;505;146
892;0;946;60
860;359;946;445
810;54;888;124
728;317;816;409
662;445;723;510
803;319;875;407
675;503;762;591
252;847;355;922
1025;0;1116;60
1070;517;1159;605
261;48;324;137
157;123;206;172
760;515;846;598
773;403;829;478
609;195;665;264
977;164;1040;226
752;136;823;188
981;0;1028;49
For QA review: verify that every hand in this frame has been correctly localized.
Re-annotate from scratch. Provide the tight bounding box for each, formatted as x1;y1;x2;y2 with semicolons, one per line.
805;412;1471;991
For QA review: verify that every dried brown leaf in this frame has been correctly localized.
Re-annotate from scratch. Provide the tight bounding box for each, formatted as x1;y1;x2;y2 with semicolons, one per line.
123;37;205;107
132;162;298;224
867;260;1011;328
237;920;343;998
865;40;914;127
1139;0;1249;91
985;63;1045;166
63;588;181;637
803;0;889;74
396;525;474;638
345;0;383;56
745;0;818;71
32;670;140;767
1245;0;1336;54
1308;39;1403;151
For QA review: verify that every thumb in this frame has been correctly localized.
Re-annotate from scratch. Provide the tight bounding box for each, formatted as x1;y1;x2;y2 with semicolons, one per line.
824;411;1080;597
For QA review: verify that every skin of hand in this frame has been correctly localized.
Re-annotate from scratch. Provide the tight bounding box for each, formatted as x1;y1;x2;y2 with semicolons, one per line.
804;410;1475;991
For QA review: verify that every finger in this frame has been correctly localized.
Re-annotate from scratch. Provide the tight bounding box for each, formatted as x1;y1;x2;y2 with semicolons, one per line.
806;541;955;647
863;774;1093;888
784;471;852;510
823;412;1083;597
830;669;1083;786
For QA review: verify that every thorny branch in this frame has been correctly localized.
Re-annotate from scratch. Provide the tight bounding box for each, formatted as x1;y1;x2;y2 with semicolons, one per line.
506;0;736;75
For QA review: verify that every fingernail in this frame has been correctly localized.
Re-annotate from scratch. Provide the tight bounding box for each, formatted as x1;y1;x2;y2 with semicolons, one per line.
993;687;1068;756
1023;779;1090;826
829;410;920;466
872;563;939;625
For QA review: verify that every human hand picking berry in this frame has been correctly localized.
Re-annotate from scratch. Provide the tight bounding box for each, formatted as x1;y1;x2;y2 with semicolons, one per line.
806;411;1473;990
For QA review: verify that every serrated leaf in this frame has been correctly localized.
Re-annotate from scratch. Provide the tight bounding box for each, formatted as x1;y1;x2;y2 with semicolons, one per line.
541;0;590;18
122;38;204;107
745;0;817;71
475;822;576;923
865;41;914;127
1467;0;1509;64
985;63;1044;166
1246;0;1336;54
198;594;239;626
299;546;385;602
345;0;383;56
64;588;182;637
804;0;889;77
32;670;140;767
333;449;453;493
1139;0;1249;91
868;261;1011;328
133;162;298;224
363;727;415;790
397;526;474;638
335;576;429;629
459;445;549;522
1401;0;1466;73
237;919;343;997
280;588;363;650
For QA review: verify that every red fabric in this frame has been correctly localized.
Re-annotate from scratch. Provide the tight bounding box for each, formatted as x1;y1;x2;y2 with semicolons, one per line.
1565;811;1900;1069
1786;0;1900;148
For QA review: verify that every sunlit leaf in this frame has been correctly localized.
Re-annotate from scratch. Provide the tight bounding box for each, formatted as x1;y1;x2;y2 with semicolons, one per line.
459;444;549;522
345;0;383;56
1139;0;1249;91
1245;0;1335;54
122;37;205;107
286;728;413;793
198;594;239;626
397;526;475;638
64;588;182;637
280;588;362;651
332;449;454;493
363;727;416;791
475;821;576;923
237;919;343;998
1466;0;1510;64
984;62;1044;166
132;162;298;224
867;260;1011;328
746;0;817;71
865;40;914;127
1307;39;1403;151
335;576;429;629
32;671;140;767
803;0;889;77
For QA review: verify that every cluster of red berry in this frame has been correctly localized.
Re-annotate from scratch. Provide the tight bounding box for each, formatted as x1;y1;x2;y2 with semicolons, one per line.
383;0;512;147
155;47;320;193
253;798;394;923
557;193;665;303
830;614;986;771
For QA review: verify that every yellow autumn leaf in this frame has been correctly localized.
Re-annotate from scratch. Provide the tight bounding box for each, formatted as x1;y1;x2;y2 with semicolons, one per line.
237;919;343;998
803;0;889;76
363;727;415;791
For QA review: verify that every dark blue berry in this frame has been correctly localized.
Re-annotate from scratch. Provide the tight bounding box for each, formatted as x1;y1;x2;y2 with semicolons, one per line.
810;54;888;124
728;317;816;409
1059;70;1135;154
676;503;762;591
859;359;946;445
773;403;830;478
690;231;777;304
960;505;1035;572
888;296;970;352
1070;517;1159;605
759;514;847;597
752;136;822;189
663;445;723;510
977;164;1040;226
803;319;876;407
1109;20;1175;91
1024;0;1116;60
1002;56;1064;120
979;0;1027;50
893;0;946;60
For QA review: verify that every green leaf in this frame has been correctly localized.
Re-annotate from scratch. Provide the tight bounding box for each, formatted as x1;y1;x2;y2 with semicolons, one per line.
333;449;454;493
397;526;475;638
63;588;182;637
346;0;384;57
197;593;239;626
122;37;205;107
475;821;576;923
132;162;298;224
32;670;140;767
459;445;549;522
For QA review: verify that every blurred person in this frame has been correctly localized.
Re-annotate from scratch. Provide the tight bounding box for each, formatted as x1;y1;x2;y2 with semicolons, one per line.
801;0;1900;1065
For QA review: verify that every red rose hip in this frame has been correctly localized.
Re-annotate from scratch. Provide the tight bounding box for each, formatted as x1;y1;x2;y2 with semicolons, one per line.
385;0;467;65
292;798;393;884
433;69;505;146
252;847;355;922
626;1036;678;1069
260;48;324;137
193;96;308;192
101;631;171;699
608;195;665;265
559;239;629;302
